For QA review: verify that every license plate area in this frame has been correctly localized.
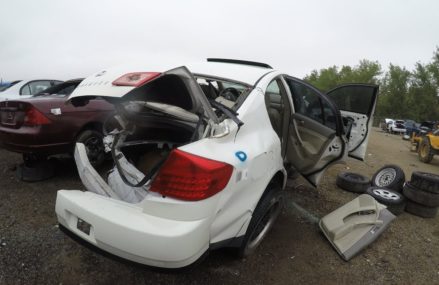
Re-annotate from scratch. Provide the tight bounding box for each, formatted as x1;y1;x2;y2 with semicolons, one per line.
77;218;91;235
0;111;16;126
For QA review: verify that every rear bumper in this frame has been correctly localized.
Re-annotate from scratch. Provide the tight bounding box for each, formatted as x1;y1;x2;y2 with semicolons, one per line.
390;127;405;133
0;128;71;154
55;190;211;268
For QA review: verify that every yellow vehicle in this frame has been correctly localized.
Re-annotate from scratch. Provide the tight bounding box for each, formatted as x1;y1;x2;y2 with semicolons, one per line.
416;129;439;163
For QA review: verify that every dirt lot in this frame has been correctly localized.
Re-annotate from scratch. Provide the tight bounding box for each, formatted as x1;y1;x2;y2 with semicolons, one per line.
1;128;438;285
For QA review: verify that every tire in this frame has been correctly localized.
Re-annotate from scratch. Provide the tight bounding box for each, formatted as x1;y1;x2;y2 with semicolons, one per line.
366;187;406;215
405;200;438;218
410;172;439;194
402;182;439;207
418;137;434;163
371;164;405;192
336;172;370;193
238;184;284;257
76;130;105;167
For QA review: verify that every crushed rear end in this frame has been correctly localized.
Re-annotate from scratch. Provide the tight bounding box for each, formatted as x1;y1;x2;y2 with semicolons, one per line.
55;66;248;268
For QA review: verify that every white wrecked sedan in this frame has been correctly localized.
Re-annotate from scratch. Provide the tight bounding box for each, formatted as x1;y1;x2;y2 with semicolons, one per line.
55;59;378;268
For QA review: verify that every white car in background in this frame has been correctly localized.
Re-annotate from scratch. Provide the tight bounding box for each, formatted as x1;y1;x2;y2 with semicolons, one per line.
0;79;62;100
388;119;406;134
55;59;378;268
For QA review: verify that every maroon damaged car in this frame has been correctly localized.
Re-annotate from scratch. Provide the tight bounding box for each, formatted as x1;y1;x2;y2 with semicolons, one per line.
0;79;114;178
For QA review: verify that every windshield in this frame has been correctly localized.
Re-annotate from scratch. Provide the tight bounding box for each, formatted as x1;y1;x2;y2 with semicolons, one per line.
0;80;20;92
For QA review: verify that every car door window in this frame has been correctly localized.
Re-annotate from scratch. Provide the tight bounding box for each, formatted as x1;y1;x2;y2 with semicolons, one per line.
327;85;376;115
285;79;337;130
265;79;289;138
20;84;32;95
20;81;52;95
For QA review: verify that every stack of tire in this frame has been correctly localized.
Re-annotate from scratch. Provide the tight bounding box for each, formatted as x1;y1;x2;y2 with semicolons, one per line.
336;165;406;215
403;172;439;218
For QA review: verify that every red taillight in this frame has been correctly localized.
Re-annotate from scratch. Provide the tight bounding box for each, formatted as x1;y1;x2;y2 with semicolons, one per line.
150;149;233;201
24;107;51;126
112;72;161;87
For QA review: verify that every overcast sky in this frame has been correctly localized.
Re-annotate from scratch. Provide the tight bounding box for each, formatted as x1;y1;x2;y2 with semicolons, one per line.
1;0;438;81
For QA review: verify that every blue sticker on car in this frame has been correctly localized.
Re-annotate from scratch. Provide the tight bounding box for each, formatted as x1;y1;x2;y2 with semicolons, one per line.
235;151;247;162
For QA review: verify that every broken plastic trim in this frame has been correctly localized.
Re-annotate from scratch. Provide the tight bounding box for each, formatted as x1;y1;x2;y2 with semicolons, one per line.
111;132;169;188
75;143;120;199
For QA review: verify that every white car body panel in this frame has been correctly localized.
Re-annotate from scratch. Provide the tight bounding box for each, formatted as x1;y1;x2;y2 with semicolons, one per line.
56;61;377;268
56;190;210;268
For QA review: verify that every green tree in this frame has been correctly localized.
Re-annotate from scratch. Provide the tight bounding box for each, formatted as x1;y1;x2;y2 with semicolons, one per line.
376;64;411;119
304;60;381;92
407;62;439;121
303;48;439;123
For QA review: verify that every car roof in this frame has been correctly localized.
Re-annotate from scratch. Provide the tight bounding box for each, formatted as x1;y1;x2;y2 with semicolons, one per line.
186;62;274;86
68;61;276;100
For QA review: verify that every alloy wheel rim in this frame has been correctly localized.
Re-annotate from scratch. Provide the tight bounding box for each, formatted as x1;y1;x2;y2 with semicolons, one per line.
372;189;399;200
246;199;282;253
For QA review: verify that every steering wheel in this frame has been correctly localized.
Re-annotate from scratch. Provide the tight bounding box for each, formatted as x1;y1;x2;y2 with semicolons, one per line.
218;87;240;101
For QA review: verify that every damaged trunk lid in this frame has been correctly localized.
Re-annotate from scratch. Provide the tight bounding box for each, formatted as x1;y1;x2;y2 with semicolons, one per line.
70;66;232;202
68;66;219;124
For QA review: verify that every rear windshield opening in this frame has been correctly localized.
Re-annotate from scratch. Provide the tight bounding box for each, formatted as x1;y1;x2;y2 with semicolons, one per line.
124;74;193;111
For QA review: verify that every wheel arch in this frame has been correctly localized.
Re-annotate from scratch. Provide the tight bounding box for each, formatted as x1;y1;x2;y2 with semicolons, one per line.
75;121;104;140
260;170;287;201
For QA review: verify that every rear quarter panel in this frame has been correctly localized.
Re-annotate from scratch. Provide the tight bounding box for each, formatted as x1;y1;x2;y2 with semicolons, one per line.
179;87;285;243
36;98;114;144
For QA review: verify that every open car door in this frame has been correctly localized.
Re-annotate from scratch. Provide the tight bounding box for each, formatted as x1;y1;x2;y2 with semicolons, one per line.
326;84;379;160
283;77;346;186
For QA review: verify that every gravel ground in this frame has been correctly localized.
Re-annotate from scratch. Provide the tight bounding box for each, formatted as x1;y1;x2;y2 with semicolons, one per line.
1;128;439;285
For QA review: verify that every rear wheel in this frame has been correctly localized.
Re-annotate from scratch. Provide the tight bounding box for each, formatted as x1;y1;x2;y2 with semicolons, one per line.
238;184;284;257
76;130;105;167
418;137;434;163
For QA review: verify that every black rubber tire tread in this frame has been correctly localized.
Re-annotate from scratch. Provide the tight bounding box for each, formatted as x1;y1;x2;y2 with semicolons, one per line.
405;200;438;218
418;137;434;163
238;184;284;258
402;182;439;207
336;172;370;193
371;164;405;192
410;171;439;194
365;187;405;215
76;130;105;167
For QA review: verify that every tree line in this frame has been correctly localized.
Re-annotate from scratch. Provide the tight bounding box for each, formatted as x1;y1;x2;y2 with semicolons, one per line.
303;48;439;122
